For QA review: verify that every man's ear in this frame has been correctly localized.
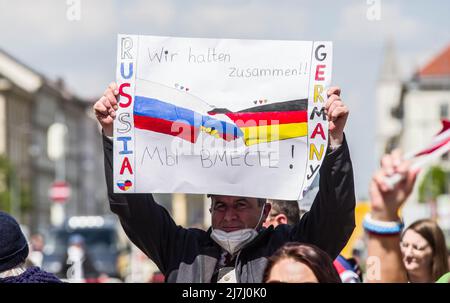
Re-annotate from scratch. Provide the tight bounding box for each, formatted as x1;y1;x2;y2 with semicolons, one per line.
275;214;288;225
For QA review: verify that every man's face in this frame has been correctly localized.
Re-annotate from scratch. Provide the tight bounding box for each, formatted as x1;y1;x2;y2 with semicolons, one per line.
210;195;270;232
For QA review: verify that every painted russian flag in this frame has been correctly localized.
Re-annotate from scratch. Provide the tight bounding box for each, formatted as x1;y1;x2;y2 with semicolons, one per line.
133;96;243;143
208;99;308;146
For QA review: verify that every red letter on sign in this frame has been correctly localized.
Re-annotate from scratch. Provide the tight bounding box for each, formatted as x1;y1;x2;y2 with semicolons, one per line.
120;157;133;174
315;65;326;81
119;83;132;108
311;123;326;140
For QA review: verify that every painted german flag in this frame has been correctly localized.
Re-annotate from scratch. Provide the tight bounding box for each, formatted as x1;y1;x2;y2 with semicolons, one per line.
208;99;308;146
134;95;308;146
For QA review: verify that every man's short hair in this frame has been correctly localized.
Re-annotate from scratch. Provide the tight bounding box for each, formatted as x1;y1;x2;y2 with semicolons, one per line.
257;198;267;207
207;195;267;207
267;199;300;225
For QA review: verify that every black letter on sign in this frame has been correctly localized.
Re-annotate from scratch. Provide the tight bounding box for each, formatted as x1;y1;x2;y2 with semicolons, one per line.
314;44;326;62
307;164;320;179
310;107;327;121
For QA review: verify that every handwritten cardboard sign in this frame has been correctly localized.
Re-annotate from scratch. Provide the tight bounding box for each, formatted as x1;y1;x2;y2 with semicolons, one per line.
114;35;331;200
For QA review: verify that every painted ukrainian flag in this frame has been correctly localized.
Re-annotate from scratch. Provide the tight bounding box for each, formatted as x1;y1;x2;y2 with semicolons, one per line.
208;99;308;146
133;96;243;143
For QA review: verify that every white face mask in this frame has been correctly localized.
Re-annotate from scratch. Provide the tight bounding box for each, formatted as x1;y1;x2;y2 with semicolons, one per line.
210;203;266;255
67;246;84;262
211;228;258;255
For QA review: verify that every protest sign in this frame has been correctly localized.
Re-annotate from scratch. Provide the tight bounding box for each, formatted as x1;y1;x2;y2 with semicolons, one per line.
114;35;331;200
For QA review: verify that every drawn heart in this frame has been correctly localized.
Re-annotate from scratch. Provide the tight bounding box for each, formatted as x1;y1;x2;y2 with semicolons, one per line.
253;100;257;104
259;100;263;104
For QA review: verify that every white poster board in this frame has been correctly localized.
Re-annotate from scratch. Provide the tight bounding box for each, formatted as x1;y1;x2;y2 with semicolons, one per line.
114;35;331;200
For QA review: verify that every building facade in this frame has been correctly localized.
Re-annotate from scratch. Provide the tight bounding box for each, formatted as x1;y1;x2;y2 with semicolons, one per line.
376;43;450;225
0;49;107;232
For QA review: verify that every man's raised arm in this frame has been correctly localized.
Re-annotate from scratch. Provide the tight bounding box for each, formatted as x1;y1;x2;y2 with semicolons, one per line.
94;83;188;275
291;87;356;259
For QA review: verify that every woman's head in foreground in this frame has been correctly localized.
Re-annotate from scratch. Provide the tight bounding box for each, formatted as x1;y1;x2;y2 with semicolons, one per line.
263;242;341;283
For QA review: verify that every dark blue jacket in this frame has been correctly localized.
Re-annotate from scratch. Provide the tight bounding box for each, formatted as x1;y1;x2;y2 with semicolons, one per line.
0;267;62;283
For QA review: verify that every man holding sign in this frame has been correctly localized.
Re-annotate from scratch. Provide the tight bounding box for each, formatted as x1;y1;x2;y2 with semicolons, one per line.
94;36;355;283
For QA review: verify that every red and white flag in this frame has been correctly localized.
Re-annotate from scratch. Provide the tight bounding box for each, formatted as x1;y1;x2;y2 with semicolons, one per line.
407;119;450;160
385;119;450;188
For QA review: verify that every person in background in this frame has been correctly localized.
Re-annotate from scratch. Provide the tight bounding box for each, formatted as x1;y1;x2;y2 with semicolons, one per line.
60;234;99;282
263;242;341;283
365;149;449;282
28;233;45;267
0;211;61;283
263;199;300;228
400;219;449;283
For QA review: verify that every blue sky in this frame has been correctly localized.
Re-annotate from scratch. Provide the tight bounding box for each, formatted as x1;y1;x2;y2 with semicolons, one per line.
1;0;449;199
